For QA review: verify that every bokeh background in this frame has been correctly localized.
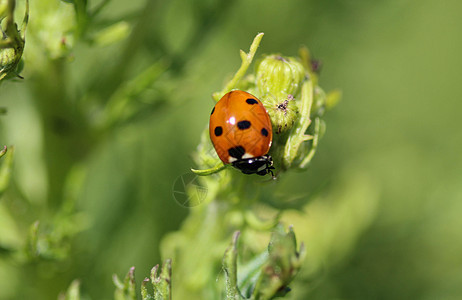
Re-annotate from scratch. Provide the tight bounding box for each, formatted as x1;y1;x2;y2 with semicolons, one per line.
1;0;461;299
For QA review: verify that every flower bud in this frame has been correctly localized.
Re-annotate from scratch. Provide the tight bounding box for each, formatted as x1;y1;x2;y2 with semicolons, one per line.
263;93;299;134
255;55;305;134
256;54;305;99
0;0;27;81
0;46;23;80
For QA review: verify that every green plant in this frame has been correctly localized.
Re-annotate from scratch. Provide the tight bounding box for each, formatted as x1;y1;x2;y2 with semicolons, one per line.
1;1;341;298
112;260;172;300
0;0;172;297
162;33;339;299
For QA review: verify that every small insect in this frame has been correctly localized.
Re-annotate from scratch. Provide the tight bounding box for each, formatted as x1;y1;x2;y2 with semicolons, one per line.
209;90;274;176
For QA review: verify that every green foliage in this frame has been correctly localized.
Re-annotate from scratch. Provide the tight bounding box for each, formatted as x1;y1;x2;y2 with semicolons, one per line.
164;33;338;298
223;228;305;300
113;261;172;300
1;0;461;299
193;34;337;176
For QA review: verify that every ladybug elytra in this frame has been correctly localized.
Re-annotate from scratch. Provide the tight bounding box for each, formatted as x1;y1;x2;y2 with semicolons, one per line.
209;90;274;176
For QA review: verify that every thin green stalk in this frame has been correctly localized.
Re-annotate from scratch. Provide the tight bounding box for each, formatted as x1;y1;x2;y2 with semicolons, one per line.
213;33;264;101
223;232;242;300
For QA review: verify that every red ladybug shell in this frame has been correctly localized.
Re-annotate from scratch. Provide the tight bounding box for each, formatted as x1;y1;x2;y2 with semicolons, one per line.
209;90;273;164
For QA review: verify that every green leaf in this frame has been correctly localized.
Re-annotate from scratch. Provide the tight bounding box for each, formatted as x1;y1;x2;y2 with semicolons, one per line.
191;162;227;176
26;221;39;260
222;226;305;300
326;89;342;110
141;278;154;300
58;280;81;300
213;32;264;101
151;259;172;300
91;21;131;47
251;226;305;300
0;146;13;198
283;79;314;169
299;118;321;169
113;261;172;300
113;267;136;300
102;60;169;129
223;232;243;300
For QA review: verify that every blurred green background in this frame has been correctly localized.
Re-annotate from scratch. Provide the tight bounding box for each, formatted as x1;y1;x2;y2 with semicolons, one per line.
1;0;462;299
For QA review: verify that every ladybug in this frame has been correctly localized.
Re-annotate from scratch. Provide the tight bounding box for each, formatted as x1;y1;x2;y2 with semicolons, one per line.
209;90;274;176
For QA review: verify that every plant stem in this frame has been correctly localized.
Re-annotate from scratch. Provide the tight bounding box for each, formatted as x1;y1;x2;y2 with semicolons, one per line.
31;59;92;208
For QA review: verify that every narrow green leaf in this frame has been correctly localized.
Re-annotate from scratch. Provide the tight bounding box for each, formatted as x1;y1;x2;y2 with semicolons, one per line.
191;162;227;176
126;267;136;300
102;60;169;129
223;231;242;300
244;211;279;231
0;145;13;197
283;79;314;168
299;118;321;169
151;259;172;300
251;226;305;299
26;221;39;259
113;267;136;300
59;280;81;300
91;21;131;47
141;278;154;300
326;89;342;110
113;274;125;290
213;32;264;101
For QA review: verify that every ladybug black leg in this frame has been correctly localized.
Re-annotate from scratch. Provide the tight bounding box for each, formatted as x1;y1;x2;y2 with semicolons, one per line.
267;164;276;179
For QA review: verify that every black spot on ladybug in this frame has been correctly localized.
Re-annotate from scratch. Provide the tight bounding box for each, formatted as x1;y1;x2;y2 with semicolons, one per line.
237;120;251;130
211;106;215;115
214;126;223;136
228;146;245;159
246;98;258;105
261;128;269;137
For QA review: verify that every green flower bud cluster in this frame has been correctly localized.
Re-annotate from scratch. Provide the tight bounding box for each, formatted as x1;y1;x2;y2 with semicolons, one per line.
256;55;305;134
177;34;340;298
253;50;340;172
257;55;305;98
193;34;339;177
0;0;28;81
